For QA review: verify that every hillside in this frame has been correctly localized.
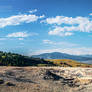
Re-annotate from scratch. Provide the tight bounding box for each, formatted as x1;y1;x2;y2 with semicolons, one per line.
0;51;54;66
46;59;92;67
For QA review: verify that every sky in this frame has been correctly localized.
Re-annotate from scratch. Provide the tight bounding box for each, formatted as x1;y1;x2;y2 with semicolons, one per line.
0;0;92;55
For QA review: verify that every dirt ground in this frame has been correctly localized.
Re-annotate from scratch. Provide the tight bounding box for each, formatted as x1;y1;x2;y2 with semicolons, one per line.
0;67;92;92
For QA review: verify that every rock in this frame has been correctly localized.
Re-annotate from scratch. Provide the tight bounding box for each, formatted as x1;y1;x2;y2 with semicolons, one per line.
5;82;15;86
43;70;62;80
0;79;4;84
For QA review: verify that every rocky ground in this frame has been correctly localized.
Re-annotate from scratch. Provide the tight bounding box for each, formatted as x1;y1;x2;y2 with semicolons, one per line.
0;67;92;92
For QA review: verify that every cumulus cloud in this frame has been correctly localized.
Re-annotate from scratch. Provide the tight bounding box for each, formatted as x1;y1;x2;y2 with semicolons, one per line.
48;26;74;36
0;12;44;28
43;15;92;36
45;16;89;25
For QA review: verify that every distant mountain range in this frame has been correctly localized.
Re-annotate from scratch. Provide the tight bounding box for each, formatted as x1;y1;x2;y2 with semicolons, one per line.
32;52;92;64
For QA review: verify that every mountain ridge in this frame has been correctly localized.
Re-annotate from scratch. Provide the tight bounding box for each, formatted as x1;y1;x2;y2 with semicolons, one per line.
32;52;92;63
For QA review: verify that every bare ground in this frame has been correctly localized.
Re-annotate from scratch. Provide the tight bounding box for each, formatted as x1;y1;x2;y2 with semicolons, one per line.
0;67;92;92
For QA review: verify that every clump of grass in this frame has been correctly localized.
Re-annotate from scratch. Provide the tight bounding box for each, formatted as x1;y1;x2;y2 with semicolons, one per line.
37;64;47;67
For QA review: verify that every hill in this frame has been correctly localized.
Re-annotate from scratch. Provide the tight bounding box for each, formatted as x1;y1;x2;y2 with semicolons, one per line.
32;52;92;63
46;59;92;67
0;51;54;66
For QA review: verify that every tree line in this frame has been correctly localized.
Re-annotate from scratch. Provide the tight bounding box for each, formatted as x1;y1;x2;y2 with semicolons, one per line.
0;51;55;66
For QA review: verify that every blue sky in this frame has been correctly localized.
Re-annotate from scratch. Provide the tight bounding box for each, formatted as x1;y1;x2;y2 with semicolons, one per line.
0;0;92;55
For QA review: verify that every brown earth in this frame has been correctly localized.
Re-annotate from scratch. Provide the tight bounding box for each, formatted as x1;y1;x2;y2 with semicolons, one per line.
0;67;92;92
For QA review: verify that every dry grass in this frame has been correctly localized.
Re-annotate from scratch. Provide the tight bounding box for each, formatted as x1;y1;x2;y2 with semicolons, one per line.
46;59;92;67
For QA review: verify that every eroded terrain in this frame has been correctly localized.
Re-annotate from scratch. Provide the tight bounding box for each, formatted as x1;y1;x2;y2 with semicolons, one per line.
0;67;92;92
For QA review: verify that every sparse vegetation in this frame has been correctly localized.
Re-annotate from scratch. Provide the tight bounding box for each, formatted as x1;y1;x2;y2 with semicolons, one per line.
46;59;92;67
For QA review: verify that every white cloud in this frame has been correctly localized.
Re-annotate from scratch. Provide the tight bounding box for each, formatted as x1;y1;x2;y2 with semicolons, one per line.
43;39;77;46
60;47;92;55
6;32;29;38
29;47;92;56
39;14;45;18
43;40;54;44
6;32;38;41
45;16;89;25
29;9;37;13
43;15;92;36
89;13;92;16
18;38;24;40
64;32;73;36
48;26;74;36
0;12;44;28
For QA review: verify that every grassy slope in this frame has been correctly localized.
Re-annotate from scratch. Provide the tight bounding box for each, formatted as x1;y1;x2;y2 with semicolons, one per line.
46;59;92;67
